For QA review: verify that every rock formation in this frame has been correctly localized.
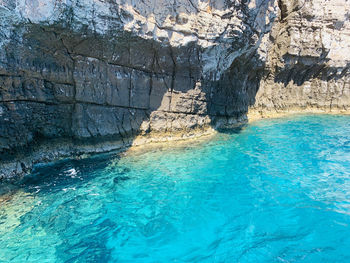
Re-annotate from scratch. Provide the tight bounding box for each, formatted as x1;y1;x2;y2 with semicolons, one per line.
0;0;349;178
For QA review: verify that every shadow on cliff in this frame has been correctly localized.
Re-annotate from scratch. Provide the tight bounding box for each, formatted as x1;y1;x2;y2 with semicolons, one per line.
274;53;350;87
0;21;265;165
0;24;193;164
0;1;273;181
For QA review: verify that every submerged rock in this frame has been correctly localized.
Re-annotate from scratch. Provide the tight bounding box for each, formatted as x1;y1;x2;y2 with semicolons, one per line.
113;176;131;185
0;0;349;178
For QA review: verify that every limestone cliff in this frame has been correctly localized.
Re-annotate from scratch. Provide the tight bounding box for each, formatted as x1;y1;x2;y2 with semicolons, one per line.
0;0;349;178
251;0;350;117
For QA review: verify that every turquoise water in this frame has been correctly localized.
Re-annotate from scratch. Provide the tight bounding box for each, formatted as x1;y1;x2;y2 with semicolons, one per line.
1;115;350;262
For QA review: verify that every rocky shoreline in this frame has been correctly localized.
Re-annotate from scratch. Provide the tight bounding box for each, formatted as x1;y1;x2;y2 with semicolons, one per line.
2;108;350;180
0;125;216;180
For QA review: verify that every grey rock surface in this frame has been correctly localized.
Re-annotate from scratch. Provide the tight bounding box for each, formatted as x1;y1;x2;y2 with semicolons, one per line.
0;0;349;178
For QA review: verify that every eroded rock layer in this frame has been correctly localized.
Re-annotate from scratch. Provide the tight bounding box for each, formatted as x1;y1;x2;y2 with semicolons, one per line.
0;0;349;177
252;0;350;116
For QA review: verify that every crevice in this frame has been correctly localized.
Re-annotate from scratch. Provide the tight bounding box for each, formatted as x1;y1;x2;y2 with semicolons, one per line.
278;0;288;21
169;46;177;112
187;0;199;13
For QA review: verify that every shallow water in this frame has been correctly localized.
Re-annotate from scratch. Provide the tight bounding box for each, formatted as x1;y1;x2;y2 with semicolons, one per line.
1;115;350;262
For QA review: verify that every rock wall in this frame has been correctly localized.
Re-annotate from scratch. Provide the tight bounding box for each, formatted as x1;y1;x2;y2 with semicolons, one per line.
0;0;349;178
251;0;350;116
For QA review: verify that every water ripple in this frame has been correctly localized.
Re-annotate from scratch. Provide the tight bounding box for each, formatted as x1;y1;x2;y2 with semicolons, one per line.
1;115;350;262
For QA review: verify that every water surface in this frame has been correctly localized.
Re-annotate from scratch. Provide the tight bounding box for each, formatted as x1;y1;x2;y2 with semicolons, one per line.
1;115;350;262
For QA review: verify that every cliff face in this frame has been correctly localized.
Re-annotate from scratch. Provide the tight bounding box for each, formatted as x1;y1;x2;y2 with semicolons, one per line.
0;0;349;178
251;0;350;116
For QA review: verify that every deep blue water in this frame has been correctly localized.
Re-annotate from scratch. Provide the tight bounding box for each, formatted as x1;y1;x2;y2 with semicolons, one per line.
1;115;350;262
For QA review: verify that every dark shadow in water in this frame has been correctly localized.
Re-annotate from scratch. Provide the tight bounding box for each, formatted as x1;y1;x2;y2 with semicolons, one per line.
216;124;248;135
113;175;131;185
0;151;131;200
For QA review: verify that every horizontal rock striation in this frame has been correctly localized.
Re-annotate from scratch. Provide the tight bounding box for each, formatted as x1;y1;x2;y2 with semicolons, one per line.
252;0;350;115
0;0;349;178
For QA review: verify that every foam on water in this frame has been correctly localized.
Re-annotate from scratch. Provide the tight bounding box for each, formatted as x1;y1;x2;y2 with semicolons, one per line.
1;115;350;262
